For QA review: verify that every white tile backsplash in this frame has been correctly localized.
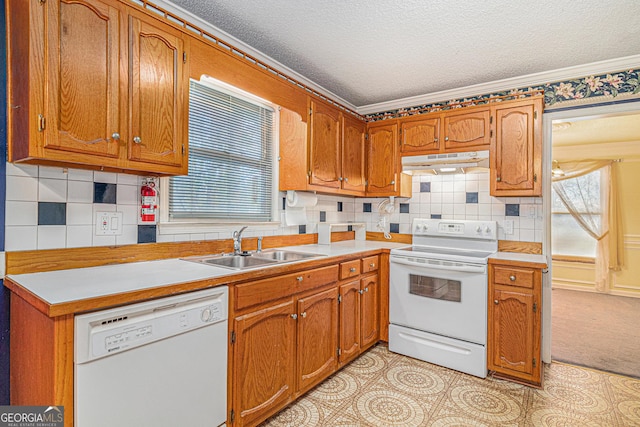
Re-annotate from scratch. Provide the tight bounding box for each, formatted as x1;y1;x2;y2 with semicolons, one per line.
6;175;38;201
38;178;67;202
5;226;38;251
37;225;66;249
68;180;94;203
5;201;38;226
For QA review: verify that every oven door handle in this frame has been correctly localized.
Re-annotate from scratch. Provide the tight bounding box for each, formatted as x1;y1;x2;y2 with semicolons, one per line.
390;257;486;273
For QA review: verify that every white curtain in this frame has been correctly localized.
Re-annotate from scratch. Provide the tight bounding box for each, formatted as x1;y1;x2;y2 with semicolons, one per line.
552;160;623;292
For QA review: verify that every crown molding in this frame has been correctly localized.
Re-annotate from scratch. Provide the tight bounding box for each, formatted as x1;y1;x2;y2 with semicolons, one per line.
143;0;358;111
357;54;640;115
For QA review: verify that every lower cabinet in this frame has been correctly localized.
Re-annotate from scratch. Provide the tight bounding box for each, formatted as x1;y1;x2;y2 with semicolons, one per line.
487;260;543;386
338;273;379;366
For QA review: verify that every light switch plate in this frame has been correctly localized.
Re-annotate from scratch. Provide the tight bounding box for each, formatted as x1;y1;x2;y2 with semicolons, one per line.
503;219;514;235
95;211;123;235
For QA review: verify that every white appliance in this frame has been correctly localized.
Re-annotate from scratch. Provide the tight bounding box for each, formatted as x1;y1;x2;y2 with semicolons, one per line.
401;150;489;175
75;286;229;427
389;219;497;378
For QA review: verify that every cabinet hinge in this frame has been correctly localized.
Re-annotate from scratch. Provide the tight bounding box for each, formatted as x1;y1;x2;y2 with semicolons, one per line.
490;115;493;124
533;302;537;313
230;409;234;424
38;0;45;4
337;347;341;356
365;133;369;141
307;170;312;177
534;110;538;120
490;129;493;138
337;295;342;303
181;145;185;156
534;174;538;183
309;107;313;115
38;114;46;132
533;357;537;367
230;330;236;344
183;51;187;64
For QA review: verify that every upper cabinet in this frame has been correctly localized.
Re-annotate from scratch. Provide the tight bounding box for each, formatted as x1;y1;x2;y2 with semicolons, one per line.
399;105;490;155
7;0;189;175
366;120;411;197
490;97;543;196
279;99;367;196
308;100;341;189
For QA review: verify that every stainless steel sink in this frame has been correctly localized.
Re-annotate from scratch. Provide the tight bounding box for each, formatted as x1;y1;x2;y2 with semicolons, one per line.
182;250;324;270
200;255;278;269
253;250;322;262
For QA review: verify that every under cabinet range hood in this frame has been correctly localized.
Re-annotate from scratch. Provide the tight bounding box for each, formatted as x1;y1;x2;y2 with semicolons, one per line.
402;150;489;175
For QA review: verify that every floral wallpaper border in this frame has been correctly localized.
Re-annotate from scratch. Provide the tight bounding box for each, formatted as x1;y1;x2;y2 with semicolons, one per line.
366;69;640;121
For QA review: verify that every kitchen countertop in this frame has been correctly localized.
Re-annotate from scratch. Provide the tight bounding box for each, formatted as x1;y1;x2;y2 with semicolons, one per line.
6;240;407;313
489;251;548;268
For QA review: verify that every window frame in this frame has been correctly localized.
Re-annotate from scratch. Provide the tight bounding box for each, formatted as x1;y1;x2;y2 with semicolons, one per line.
158;76;281;235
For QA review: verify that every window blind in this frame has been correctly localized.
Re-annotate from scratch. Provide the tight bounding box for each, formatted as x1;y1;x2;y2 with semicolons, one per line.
169;80;275;221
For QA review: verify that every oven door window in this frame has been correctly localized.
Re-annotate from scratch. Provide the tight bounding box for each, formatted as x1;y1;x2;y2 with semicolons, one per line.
408;274;461;302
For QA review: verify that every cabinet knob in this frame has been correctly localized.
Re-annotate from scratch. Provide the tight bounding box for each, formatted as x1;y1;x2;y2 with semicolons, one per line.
133;136;142;144
509;275;516;281
296;276;303;282
291;313;298;320
445;136;449;141
349;267;356;273
364;287;369;293
344;177;348;183
111;132;121;141
338;177;343;181
496;176;502;182
300;311;307;318
390;180;395;185
434;137;438;142
359;289;364;295
369;263;375;268
494;299;499;304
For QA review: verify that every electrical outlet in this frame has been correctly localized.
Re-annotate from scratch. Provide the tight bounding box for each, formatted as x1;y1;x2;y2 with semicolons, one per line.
95;211;123;235
503;219;514;235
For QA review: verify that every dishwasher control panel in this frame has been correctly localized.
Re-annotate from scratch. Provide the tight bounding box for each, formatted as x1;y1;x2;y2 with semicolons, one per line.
75;287;228;363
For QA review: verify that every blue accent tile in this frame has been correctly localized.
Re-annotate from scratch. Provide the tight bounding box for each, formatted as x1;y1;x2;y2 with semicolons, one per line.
94;182;117;204
389;223;400;233
38;202;66;225
399;203;410;213
137;225;157;243
347;225;353;232
506;204;520;216
420;182;431;192
466;192;479;203
337;202;343;212
298;225;306;234
363;203;372;213
320;211;326;222
431;214;442;219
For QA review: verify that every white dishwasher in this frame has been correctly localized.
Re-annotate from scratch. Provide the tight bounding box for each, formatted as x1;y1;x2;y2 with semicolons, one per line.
74;286;228;427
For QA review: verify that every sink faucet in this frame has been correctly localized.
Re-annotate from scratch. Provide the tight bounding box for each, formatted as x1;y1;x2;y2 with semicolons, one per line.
233;226;248;255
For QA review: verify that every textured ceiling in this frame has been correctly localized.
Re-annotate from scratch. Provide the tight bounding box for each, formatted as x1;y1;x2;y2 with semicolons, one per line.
166;0;640;107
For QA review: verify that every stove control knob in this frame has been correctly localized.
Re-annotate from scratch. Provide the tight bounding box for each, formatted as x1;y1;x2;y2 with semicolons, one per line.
485;226;492;234
476;226;482;233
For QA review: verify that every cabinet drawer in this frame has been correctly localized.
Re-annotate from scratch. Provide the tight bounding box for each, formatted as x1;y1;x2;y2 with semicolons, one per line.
493;266;534;289
235;265;339;310
340;260;361;280
361;256;379;273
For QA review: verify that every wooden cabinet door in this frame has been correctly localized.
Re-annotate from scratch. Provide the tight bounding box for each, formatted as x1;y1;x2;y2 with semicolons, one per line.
296;287;339;394
490;98;542;196
443;108;490;150
366;121;399;195
339;280;361;365
490;288;535;378
44;0;121;159
360;274;379;348
400;115;440;154
128;13;187;172
233;300;296;427
309;100;341;188
341;115;366;193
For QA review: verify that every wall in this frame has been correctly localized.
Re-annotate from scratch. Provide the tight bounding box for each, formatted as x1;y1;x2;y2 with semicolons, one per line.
1;1;8;404
552;160;640;297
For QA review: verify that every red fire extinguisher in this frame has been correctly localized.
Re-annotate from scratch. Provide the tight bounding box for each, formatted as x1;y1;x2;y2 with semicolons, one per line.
140;179;158;223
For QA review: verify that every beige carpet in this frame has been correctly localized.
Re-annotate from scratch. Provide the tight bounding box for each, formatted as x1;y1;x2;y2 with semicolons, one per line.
263;345;640;426
552;288;640;379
